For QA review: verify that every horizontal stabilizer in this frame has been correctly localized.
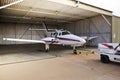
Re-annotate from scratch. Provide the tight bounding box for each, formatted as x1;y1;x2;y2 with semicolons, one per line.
81;36;98;41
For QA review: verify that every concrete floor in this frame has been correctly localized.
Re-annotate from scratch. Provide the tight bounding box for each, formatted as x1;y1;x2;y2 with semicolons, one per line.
0;54;120;80
0;44;120;80
0;44;74;65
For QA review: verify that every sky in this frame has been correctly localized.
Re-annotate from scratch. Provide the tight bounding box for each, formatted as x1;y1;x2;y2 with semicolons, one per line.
78;0;120;16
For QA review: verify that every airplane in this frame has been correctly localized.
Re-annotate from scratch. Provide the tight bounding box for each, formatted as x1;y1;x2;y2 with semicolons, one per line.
3;22;97;53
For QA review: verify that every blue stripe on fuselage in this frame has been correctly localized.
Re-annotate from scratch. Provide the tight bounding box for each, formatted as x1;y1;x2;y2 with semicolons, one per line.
57;37;80;42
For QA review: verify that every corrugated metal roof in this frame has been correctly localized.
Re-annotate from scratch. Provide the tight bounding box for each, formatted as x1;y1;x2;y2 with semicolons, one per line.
0;0;112;24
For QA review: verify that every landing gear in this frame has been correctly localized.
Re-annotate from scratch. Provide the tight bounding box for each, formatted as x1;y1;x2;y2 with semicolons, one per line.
45;44;49;52
45;49;49;52
73;46;77;54
73;49;77;54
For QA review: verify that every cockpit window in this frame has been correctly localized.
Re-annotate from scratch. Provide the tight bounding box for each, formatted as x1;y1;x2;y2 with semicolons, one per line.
62;31;70;35
53;32;58;35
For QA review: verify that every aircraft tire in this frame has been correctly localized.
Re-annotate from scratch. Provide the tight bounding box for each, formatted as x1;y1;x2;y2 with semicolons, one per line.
73;49;77;54
100;55;110;63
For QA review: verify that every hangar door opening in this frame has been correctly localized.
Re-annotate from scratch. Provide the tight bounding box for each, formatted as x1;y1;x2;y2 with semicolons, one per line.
64;15;112;46
0;15;112;47
0;0;112;47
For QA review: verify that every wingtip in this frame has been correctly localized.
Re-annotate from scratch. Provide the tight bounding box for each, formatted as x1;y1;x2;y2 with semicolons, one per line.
3;38;6;40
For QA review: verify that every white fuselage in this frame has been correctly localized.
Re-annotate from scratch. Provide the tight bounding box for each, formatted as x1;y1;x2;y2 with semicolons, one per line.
3;30;87;51
57;34;86;46
41;30;86;46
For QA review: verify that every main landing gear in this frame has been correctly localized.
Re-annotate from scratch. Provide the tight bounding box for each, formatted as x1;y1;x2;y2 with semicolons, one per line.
45;44;49;52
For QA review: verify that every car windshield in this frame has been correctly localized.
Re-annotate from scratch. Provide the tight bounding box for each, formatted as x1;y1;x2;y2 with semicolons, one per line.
62;31;71;35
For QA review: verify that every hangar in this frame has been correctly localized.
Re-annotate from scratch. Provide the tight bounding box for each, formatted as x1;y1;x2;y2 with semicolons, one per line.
0;0;118;47
1;1;120;80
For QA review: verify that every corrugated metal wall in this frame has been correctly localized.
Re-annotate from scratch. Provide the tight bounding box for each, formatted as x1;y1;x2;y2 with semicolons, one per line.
64;15;112;46
112;16;120;43
0;22;56;44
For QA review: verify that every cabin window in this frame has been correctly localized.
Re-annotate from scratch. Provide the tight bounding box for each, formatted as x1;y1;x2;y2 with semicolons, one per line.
51;33;53;36
62;31;70;35
53;32;58;35
59;33;61;36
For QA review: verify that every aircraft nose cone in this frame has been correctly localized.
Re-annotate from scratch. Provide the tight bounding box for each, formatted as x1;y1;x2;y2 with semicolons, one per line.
81;39;86;44
83;40;86;43
83;39;86;43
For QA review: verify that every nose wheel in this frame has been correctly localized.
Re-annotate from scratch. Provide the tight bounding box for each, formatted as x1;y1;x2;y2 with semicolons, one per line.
73;46;77;54
73;49;77;54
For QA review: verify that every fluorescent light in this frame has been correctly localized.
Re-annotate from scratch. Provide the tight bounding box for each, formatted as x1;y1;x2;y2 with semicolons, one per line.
0;0;23;9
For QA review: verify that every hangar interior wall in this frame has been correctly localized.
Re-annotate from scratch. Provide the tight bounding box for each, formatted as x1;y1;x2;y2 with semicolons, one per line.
112;16;120;43
64;15;112;46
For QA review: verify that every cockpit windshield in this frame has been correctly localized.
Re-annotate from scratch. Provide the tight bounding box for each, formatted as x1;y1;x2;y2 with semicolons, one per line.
51;30;71;37
62;31;71;35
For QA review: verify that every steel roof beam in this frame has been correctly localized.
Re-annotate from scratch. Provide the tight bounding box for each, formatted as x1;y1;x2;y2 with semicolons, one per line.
0;0;23;9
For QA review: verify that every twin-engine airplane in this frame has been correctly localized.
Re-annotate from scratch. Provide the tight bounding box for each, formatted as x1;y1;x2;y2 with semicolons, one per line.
3;22;97;53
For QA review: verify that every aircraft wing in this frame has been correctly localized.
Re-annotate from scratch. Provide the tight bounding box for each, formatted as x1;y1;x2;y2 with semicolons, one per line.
3;38;45;44
81;36;98;41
